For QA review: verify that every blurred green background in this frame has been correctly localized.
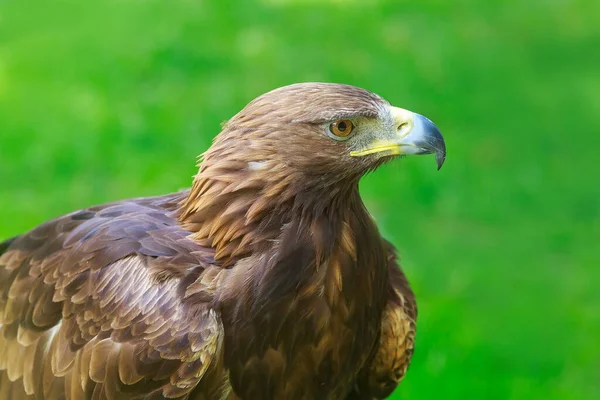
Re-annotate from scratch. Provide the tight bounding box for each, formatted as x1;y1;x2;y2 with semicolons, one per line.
1;0;598;398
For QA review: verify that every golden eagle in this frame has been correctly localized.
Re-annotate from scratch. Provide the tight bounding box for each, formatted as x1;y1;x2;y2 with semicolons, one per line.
0;83;445;399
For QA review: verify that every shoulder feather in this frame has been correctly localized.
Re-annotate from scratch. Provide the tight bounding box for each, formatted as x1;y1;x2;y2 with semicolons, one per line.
0;194;225;400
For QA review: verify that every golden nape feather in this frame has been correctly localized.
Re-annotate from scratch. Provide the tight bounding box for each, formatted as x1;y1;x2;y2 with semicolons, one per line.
0;83;445;399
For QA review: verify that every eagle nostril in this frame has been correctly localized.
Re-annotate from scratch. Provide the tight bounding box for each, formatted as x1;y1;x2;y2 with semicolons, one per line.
396;122;411;138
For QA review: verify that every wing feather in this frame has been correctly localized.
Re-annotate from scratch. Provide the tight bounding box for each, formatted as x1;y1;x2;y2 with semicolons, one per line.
347;241;417;400
0;194;226;399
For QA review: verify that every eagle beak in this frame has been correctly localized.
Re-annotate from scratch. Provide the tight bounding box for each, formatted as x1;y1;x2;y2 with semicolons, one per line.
350;106;447;170
393;107;446;170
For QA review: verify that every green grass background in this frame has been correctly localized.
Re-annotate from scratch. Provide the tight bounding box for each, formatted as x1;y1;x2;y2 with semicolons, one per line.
1;0;598;398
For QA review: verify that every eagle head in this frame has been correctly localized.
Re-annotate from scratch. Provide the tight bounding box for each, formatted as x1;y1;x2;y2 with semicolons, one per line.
180;83;445;262
215;83;445;181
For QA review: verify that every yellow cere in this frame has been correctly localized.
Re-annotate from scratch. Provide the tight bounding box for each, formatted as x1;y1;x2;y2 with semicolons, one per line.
350;140;403;157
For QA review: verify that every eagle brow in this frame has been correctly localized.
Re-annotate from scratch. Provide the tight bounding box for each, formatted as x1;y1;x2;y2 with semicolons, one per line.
334;110;379;120
297;110;381;125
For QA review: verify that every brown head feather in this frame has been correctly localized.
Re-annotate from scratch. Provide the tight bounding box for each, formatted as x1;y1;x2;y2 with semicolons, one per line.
178;83;391;265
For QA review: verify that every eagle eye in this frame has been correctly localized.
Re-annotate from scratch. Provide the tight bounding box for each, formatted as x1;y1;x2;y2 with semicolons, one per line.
328;120;355;140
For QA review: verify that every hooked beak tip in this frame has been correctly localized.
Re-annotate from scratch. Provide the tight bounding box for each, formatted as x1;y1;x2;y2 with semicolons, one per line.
413;114;446;170
436;151;446;170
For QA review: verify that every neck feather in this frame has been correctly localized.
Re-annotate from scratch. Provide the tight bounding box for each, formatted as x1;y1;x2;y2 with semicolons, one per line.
178;157;359;265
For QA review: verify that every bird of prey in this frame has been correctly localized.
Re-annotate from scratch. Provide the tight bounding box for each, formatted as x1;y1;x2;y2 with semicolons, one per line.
0;83;445;400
